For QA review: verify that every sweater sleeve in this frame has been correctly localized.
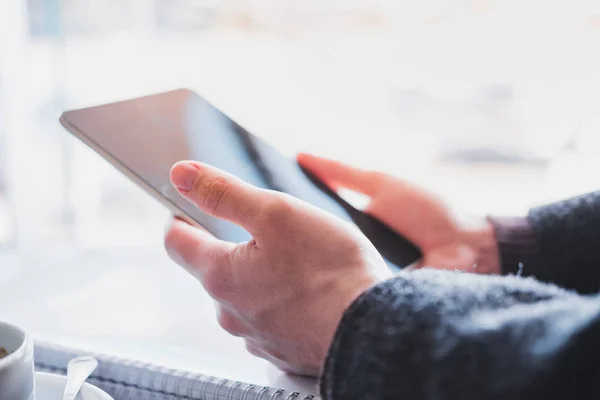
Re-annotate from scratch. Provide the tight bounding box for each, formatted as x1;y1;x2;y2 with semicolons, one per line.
489;190;600;294
320;269;600;400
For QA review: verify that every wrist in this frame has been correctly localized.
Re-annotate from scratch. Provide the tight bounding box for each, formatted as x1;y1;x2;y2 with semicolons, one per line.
486;216;541;276
460;219;501;275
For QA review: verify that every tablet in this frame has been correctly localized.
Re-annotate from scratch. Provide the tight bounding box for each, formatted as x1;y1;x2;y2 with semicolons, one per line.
60;88;422;268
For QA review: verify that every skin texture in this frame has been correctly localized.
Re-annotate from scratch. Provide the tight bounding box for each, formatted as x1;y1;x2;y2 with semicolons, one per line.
164;160;392;376
164;154;500;376
296;153;500;275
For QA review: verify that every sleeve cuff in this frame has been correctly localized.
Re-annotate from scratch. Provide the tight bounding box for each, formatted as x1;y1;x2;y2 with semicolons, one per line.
319;281;375;399
487;216;543;276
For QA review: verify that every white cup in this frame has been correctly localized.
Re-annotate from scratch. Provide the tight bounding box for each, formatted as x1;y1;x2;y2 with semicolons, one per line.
0;322;35;400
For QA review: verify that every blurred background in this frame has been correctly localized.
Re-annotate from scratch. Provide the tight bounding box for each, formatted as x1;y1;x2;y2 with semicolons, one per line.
1;0;600;376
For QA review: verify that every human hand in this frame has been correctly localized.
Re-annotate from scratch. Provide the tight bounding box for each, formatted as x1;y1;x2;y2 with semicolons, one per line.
164;161;392;376
297;153;500;274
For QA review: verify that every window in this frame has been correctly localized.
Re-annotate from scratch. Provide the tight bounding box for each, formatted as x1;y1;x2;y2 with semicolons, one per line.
1;0;599;360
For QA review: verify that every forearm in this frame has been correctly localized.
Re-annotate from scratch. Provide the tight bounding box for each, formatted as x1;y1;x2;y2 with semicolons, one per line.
320;269;600;400
490;190;600;294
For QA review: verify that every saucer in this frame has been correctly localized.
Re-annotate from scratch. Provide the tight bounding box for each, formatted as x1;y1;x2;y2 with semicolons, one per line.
35;371;113;400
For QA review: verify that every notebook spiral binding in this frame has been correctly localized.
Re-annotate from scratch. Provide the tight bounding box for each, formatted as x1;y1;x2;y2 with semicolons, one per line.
200;377;210;399
255;387;269;400
215;379;229;399
33;341;319;400
242;385;255;400
226;381;241;400
186;372;200;398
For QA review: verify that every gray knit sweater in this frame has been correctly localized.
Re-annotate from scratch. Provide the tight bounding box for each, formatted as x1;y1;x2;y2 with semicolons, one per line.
320;191;600;399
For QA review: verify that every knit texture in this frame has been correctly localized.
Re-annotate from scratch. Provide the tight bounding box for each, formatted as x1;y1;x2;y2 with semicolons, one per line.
321;270;600;400
320;190;600;399
527;191;600;294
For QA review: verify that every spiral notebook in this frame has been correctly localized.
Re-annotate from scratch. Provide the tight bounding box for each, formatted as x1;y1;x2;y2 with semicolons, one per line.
33;340;319;400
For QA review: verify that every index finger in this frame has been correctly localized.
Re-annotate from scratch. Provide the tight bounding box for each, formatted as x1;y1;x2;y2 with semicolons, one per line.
297;153;382;195
170;161;271;236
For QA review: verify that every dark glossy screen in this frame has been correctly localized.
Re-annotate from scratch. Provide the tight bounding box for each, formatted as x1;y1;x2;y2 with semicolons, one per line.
63;89;354;243
63;88;421;268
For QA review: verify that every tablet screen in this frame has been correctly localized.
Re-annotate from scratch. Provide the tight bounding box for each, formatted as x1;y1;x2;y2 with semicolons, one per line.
61;89;354;243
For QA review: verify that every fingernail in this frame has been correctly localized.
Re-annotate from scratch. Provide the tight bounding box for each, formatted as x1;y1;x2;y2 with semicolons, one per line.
172;163;198;193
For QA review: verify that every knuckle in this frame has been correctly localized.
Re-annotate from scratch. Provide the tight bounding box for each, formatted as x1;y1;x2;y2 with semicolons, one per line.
163;226;180;253
261;196;293;225
244;307;272;335
163;227;186;263
163;229;176;254
217;310;244;337
198;177;231;215
202;265;233;301
244;341;263;357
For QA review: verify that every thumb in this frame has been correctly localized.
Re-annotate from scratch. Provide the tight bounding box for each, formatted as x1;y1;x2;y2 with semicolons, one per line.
170;161;267;235
297;153;382;195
